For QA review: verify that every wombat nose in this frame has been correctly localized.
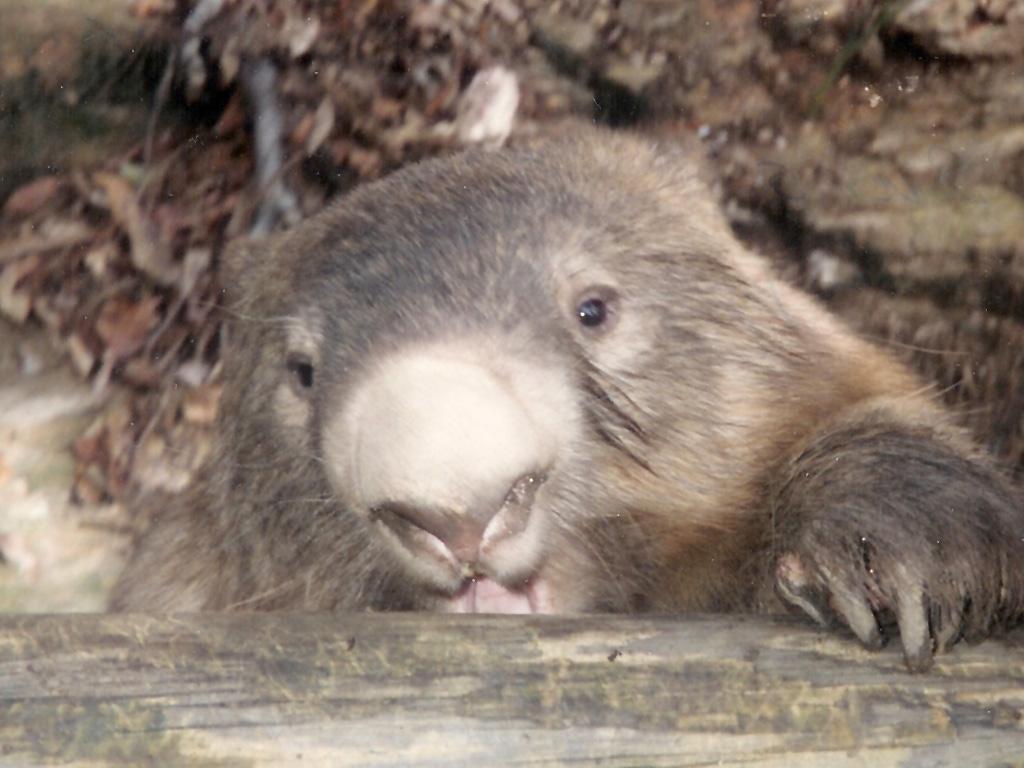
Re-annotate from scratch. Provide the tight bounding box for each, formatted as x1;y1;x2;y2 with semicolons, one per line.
373;471;546;562
337;351;559;558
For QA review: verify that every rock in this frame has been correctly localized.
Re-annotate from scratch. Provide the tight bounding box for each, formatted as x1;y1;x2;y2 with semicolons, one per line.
531;10;598;62
768;0;854;56
896;0;1024;58
455;66;520;148
806;248;862;294
870;122;1024;188
782;144;1024;284
603;56;665;95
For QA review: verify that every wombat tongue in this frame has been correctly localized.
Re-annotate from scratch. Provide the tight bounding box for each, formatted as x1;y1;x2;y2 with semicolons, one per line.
446;578;536;614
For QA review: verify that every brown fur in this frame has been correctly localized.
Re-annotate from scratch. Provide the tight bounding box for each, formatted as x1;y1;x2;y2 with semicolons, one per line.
110;131;1024;670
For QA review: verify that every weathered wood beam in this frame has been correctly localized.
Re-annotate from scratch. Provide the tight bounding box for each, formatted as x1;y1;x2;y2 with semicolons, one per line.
2;613;1023;766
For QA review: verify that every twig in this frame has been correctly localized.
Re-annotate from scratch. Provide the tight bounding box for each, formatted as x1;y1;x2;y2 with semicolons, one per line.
240;58;302;237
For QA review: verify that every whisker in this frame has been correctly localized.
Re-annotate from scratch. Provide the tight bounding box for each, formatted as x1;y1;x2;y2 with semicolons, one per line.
224;578;301;610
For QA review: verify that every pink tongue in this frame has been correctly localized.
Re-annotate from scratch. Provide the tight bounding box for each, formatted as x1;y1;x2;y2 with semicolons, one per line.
448;578;533;614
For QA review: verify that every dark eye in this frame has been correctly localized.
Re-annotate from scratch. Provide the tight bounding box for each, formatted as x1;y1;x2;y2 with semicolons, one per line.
577;298;607;327
286;353;315;392
573;286;619;333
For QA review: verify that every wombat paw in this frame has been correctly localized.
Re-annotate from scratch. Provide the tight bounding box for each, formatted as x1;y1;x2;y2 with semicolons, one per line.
774;547;959;673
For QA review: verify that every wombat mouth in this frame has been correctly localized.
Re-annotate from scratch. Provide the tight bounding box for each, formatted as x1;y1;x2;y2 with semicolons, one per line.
443;577;555;614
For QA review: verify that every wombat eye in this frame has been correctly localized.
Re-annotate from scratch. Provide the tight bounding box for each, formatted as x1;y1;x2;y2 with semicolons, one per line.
574;286;619;333
286;353;315;392
577;298;606;326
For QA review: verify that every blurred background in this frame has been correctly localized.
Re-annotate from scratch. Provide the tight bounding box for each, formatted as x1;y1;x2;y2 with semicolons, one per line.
1;0;1023;611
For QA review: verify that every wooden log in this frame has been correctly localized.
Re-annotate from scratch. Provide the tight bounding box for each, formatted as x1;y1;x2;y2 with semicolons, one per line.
1;613;1022;766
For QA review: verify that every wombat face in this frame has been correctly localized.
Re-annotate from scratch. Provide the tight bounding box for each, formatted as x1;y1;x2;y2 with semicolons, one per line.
222;135;811;613
114;133;1024;665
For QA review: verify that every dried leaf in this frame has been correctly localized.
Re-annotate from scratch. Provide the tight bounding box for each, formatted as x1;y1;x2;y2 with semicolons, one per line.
72;430;107;466
78;399;137;499
183;384;222;425
331;140;384;178
31;297;62;332
0;291;31;324
0;533;39;576
94;173;179;286
96;295;162;362
218;35;241;85
155;203;191;242
3;176;63;218
214;93;246;137
490;0;522;24
73;431;112;502
129;0;175;17
122;357;162;387
84;242;120;280
72;473;107;506
67;334;98;377
286;14;321;58
371;96;404;122
0;220;93;265
181;247;212;295
306;98;336;155
0;254;42;323
291;109;316;148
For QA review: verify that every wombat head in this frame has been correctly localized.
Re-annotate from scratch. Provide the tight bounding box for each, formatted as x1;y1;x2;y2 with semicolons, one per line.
217;132;823;613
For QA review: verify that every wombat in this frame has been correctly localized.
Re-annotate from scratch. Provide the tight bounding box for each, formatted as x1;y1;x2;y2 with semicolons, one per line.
111;130;1024;671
